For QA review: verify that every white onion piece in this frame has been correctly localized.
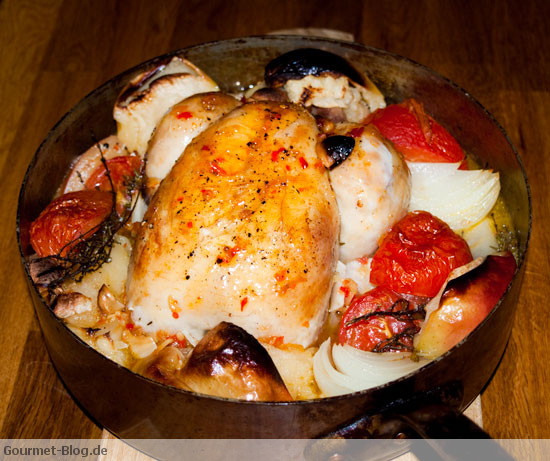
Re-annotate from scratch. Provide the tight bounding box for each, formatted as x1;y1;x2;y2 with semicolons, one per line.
243;81;266;99
459;216;498;259
408;162;500;230
313;340;357;396
313;339;429;397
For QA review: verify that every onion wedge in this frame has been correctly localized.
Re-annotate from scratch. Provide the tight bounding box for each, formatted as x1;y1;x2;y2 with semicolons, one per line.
408;162;500;230
313;339;428;397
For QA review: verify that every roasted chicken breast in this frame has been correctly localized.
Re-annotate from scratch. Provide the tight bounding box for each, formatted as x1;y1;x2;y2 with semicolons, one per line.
127;101;339;347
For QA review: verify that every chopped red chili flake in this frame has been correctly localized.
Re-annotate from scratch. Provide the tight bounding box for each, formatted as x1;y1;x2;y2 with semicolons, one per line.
168;334;187;348
125;323;135;330
217;245;243;264
265;336;285;347
187;221;193;228
227;245;241;258
349;126;365;138
228;246;239;260
176;111;193;120
168;295;180;319
274;269;287;282
176;196;183;202
357;256;370;265
299;157;309;169
240;297;248;311
210;160;227;176
271;147;285;162
201;145;211;151
285;165;291;171
339;285;351;297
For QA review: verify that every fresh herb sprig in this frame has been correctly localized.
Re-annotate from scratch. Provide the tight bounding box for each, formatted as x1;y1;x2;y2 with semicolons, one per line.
27;138;143;297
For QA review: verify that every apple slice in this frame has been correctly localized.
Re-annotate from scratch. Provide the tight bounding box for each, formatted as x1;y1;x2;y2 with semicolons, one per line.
415;253;516;358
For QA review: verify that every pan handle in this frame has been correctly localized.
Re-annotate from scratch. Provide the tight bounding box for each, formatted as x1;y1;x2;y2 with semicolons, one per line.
395;404;515;460
305;385;516;461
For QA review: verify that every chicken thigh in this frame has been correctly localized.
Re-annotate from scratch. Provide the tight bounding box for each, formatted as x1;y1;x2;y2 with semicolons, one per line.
329;125;410;262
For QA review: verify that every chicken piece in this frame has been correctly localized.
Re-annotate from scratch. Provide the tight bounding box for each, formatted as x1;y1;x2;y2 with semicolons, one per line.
127;101;339;348
144;92;239;199
179;322;292;401
328;125;411;262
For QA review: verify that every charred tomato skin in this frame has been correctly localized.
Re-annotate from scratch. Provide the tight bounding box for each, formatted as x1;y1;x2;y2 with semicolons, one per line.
29;190;113;257
370;211;473;298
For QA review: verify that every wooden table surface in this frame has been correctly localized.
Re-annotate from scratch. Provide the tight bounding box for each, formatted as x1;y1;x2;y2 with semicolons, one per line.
1;0;548;447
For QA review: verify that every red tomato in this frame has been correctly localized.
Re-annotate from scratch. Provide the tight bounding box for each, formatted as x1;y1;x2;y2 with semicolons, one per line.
370;211;473;298
85;155;142;193
29;190;113;257
338;286;427;352
369;99;465;165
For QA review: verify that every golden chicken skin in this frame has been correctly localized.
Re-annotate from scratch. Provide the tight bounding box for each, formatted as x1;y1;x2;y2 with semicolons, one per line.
127;101;339;347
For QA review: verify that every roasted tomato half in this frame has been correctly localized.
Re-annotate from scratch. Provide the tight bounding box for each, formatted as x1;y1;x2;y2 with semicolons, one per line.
370;211;473;298
29;190;113;257
338;286;427;352
85;155;142;194
369;98;466;165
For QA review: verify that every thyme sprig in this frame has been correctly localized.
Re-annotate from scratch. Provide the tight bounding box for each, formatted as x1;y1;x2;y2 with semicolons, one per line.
28;137;143;296
345;299;427;353
372;326;421;353
345;300;426;326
